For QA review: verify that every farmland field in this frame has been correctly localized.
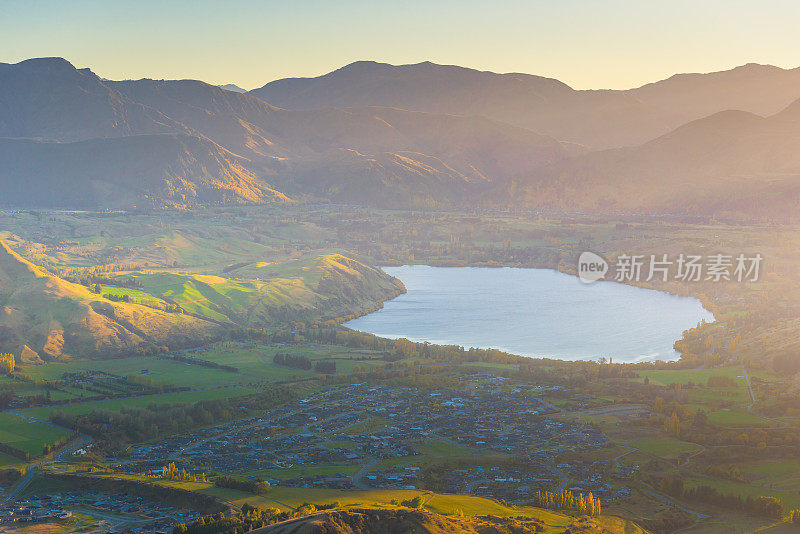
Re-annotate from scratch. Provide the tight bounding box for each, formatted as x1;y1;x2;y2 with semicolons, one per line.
20;387;252;419
0;412;73;457
617;436;702;459
635;366;772;387
16;341;384;390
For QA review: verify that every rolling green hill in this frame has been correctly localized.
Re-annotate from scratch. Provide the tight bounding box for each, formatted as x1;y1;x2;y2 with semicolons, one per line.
0;239;222;359
0;240;402;358
118;253;404;327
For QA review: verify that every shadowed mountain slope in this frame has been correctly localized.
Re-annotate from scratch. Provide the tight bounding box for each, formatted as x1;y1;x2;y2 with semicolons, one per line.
0;57;188;141
0;135;288;209
5;57;800;217
0;58;573;208
251;60;800;149
510;103;800;220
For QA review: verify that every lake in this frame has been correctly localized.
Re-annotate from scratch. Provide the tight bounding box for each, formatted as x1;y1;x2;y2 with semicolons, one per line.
344;265;714;362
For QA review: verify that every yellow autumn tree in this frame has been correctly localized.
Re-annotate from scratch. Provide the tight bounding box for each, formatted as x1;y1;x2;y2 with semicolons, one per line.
0;354;15;374
664;412;682;438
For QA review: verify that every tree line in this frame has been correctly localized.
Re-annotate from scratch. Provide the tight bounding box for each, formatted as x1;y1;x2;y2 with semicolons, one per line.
658;475;783;519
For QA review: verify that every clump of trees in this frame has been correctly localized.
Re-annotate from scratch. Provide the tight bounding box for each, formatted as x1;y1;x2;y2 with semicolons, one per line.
174;503;289;534
658;475;784;519
152;462;208;483
400;495;425;508
0;353;15;374
314;360;336;373
533;490;601;516
789;509;800;524
214;476;270;495
273;352;312;370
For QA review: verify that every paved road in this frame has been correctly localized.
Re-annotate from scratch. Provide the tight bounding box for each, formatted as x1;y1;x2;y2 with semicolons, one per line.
1;432;92;504
351;457;378;490
638;488;710;524
611;447;636;468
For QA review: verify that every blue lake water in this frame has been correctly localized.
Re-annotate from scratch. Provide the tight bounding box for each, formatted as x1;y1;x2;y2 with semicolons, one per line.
344;265;715;362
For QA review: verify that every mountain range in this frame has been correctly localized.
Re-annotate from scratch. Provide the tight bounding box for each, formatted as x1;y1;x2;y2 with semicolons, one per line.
2;57;800;218
252;60;800;149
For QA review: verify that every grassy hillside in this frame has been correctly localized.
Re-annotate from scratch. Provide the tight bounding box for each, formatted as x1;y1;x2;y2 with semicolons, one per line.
249;506;646;534
0;239;223;358
0;238;401;358
119;253;404;327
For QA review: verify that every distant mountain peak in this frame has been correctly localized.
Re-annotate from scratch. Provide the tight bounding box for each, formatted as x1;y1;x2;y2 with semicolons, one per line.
218;83;246;93
13;56;74;69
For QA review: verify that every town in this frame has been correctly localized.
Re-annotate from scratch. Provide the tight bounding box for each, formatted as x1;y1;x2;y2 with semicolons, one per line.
113;377;623;504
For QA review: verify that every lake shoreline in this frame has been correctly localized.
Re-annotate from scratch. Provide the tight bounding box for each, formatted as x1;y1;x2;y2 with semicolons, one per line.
345;265;715;364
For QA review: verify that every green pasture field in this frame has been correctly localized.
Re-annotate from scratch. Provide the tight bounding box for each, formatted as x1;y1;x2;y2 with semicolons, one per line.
617;435;702;460
0;412;73;457
99;285;167;306
634;366;773;387
336;416;389;435
706;407;768;427
20;351;319;390
416;438;478;459
737;460;800;491
118;271;256;322
0;451;24;468
20;387;251;419
21;355;263;389
687;386;750;405
15;342;383;402
683;474;800;511
194;341;384;375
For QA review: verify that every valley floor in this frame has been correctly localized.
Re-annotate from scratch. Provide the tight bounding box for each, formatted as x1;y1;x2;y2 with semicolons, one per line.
2;207;800;533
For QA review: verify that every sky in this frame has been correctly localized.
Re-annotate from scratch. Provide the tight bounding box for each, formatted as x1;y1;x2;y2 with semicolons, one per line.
2;0;799;90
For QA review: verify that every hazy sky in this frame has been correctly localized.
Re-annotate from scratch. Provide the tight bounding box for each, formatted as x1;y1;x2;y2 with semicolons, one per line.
2;0;799;90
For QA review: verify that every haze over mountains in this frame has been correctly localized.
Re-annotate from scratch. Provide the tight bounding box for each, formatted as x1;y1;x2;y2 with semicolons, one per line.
2;57;800;218
252;60;800;149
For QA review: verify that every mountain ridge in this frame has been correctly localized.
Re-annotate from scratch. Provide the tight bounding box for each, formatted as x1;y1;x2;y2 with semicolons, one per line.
4;56;800;218
251;60;800;149
0;57;573;209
